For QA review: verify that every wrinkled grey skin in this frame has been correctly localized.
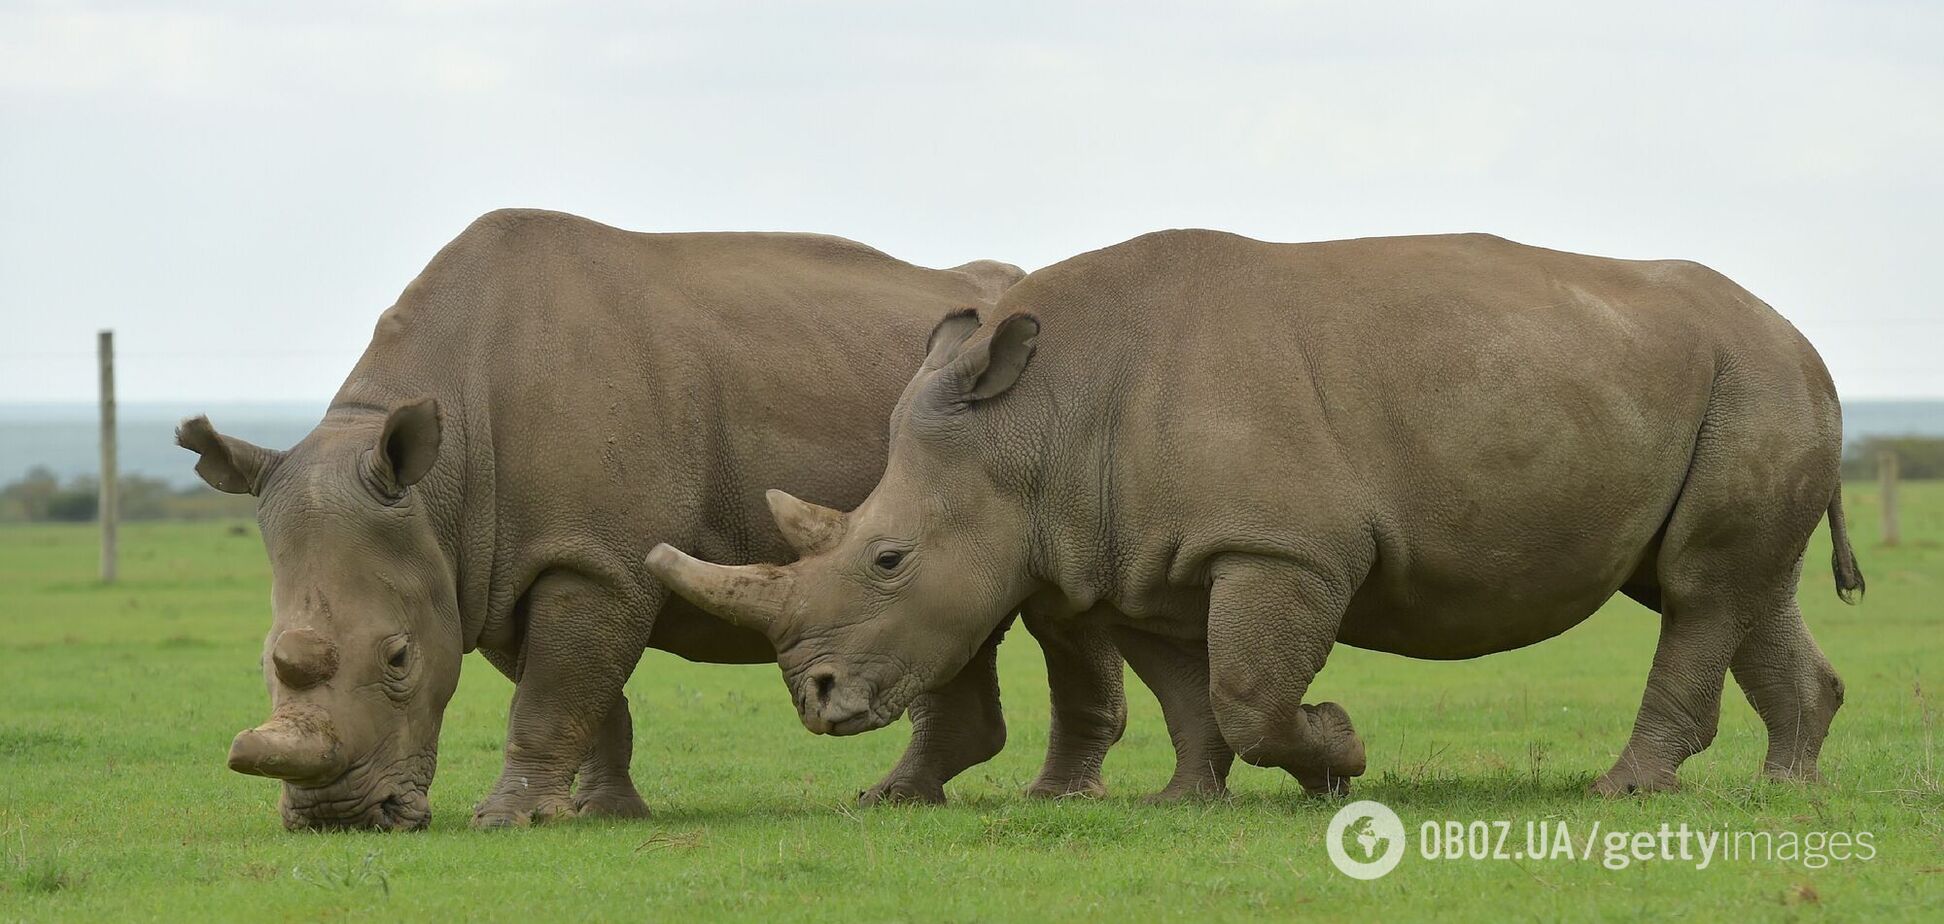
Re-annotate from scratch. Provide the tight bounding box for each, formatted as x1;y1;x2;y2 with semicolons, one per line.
649;229;1862;800
183;209;1129;830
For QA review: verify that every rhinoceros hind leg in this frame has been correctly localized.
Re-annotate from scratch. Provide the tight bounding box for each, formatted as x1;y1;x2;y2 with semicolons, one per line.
1596;366;1841;798
1592;599;1747;797
1730;597;1843;783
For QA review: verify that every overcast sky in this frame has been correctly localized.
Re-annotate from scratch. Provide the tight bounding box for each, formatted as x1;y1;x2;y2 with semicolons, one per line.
2;1;1939;403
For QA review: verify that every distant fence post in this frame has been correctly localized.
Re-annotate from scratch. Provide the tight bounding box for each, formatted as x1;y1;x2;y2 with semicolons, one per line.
98;329;118;583
1877;449;1900;548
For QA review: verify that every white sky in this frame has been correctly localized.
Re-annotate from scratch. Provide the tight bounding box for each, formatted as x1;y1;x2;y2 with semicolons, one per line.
2;0;1939;402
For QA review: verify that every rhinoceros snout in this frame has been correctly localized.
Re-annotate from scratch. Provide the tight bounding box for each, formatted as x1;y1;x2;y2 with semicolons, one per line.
798;664;874;736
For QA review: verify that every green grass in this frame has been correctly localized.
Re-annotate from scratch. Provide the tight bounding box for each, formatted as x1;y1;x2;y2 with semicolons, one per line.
1;486;1940;921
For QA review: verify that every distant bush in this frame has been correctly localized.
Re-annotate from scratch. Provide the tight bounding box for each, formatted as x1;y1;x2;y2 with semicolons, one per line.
1843;436;1944;481
0;467;255;523
44;486;98;522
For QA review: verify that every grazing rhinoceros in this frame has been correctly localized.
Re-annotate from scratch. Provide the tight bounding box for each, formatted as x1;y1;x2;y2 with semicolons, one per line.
181;209;1130;830
647;229;1864;800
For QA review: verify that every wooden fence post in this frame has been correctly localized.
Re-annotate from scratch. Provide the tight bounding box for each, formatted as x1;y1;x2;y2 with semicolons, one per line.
1878;449;1900;548
99;329;117;583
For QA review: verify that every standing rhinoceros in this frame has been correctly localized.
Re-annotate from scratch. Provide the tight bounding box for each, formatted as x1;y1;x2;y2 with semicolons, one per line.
646;229;1864;799
181;209;1132;830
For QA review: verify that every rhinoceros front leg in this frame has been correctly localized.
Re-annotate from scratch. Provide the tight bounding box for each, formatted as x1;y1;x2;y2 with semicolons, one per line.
1205;554;1368;796
1110;624;1233;802
571;694;652;818
473;571;655;828
859;611;1129;806
478;650;650;820
860;617;1013;805
1021;606;1127;800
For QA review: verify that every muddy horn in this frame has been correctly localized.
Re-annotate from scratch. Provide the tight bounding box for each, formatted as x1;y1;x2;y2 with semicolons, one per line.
227;703;347;784
644;544;793;633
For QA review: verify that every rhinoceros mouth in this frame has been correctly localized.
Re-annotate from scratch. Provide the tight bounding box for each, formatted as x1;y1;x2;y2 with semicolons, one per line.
277;751;435;832
819;712;882;737
283;785;430;832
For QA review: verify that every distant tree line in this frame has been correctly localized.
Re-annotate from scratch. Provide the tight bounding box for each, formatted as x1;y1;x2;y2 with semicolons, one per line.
1842;436;1944;481
2;435;1939;523
0;467;254;523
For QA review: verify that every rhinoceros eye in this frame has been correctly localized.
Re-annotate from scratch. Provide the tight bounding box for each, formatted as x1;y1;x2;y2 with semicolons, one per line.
379;636;415;701
385;637;410;671
873;550;906;573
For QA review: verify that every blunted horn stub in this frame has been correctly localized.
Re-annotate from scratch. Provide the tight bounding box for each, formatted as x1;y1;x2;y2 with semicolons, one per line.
765;489;846;556
271;627;339;689
227;703;346;784
644;544;793;634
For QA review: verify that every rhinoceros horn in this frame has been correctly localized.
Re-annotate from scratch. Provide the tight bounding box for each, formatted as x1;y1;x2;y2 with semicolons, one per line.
227;702;347;784
271;626;338;690
229;628;346;784
764;489;846;556
645;544;793;634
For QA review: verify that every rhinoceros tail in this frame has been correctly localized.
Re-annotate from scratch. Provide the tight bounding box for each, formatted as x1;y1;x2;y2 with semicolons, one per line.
1828;483;1865;604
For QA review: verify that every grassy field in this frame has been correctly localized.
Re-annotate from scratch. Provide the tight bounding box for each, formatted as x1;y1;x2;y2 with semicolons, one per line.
2;485;1940;921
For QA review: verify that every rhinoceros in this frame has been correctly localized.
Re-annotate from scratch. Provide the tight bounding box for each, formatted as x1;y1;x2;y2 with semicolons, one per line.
180;209;1132;830
647;229;1864;799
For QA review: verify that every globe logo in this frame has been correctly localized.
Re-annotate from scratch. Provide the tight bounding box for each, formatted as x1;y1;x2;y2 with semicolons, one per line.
1326;800;1406;879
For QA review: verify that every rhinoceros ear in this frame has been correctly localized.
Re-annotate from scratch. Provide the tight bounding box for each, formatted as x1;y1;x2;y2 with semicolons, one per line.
369;398;442;495
922;308;983;370
945;312;1039;403
177;416;285;496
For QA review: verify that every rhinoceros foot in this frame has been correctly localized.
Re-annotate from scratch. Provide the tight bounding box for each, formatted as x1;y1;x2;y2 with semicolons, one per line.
857;777;948;807
572;786;652;819
1026;772;1107;801
471;792;576;829
1142;778;1228;805
1589;758;1681;798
